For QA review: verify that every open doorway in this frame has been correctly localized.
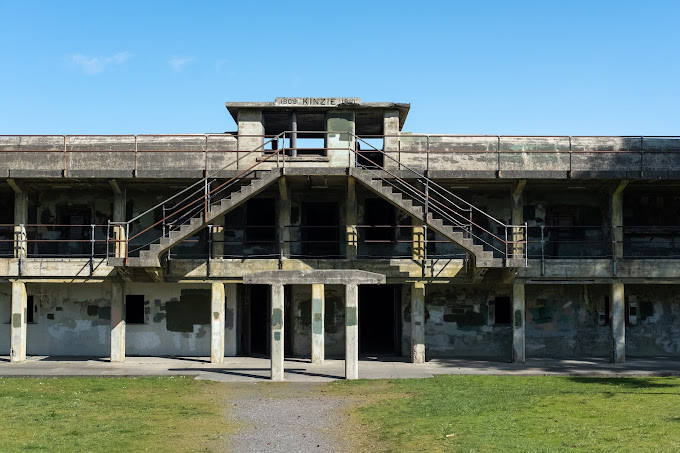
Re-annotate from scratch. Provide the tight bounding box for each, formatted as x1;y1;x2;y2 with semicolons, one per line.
359;285;401;356
239;285;293;357
301;202;339;257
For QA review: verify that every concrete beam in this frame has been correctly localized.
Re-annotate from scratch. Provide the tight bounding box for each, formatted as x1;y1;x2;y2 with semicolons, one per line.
10;281;27;362
512;281;525;363
7;178;24;194
110;282;125;362
244;270;385;285
610;282;625;363
345;283;359;379
211;282;225;363
411;282;425;363
271;283;285;380
311;283;325;364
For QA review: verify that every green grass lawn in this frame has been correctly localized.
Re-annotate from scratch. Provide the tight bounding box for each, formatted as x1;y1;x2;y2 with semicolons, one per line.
330;376;680;452
0;377;232;452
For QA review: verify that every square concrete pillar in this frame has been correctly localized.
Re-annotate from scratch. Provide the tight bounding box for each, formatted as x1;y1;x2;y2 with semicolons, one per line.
512;281;525;363
110;282;125;362
411;282;426;363
345;283;359;379
271;283;285;380
10;281;27;362
610;282;625;363
13;192;27;259
412;223;425;261
211;217;225;259
346;177;358;259
237;109;264;169
311;284;325;364
211;282;225;363
511;180;526;259
225;283;238;356
326;111;355;167
278;177;291;259
611;181;628;259
383;110;400;170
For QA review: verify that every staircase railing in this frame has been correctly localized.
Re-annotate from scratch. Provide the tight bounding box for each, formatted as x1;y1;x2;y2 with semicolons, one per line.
349;133;527;265
108;133;286;264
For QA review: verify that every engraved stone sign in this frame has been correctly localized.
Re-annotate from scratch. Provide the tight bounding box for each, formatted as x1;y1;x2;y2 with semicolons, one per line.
274;97;361;106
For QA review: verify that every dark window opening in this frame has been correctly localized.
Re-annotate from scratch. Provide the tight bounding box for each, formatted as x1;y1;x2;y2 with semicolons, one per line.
125;295;145;324
301;202;339;257
364;198;395;242
494;296;511;324
246;198;276;243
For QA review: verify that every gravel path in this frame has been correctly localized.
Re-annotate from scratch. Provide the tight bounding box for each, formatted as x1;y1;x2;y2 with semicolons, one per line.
226;383;353;453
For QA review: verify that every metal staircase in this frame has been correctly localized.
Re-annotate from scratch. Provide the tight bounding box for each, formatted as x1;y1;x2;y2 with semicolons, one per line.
108;143;284;268
350;136;526;268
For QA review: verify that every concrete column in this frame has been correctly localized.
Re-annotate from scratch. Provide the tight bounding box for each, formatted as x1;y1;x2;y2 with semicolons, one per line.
610;282;625;363
383;110;400;170
211;216;224;259
270;283;285;380
110;282;125;362
345;283;359;379
411;282;426;364
13;192;27;259
311;284;325;364
512;281;525;363
237;109;264;169
211;282;225;363
412;223;425;261
224;283;238;356
10;281;27;362
511;180;526;259
278;177;291;259
326;110;355;167
611;181;628;260
346;177;358;259
112;186;126;259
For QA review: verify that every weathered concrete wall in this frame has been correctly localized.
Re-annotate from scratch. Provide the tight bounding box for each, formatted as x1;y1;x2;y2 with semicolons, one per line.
525;284;610;358
625;285;680;356
291;284;345;358
125;283;212;356
0;283;11;354
401;284;512;358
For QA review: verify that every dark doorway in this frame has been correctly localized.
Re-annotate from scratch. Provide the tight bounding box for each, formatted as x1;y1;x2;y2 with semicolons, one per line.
359;285;401;355
247;285;270;356
301;202;339;257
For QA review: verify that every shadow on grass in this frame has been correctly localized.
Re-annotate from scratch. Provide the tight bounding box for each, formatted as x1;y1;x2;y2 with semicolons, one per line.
567;377;680;389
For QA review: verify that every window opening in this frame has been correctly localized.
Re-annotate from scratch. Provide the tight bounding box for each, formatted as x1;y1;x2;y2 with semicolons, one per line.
125;295;145;324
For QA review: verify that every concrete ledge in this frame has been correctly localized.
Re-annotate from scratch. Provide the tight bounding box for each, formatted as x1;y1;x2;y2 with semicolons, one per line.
243;269;386;285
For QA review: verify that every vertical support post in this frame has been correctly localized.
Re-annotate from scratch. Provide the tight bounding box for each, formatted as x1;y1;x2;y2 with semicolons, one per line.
278;177;291;261
512;281;525;363
237;109;264;168
270;283;285;380
10;281;27;362
290;111;298;157
110;282;126;362
211;282;225;363
611;180;628;260
13;191;28;259
211;216;225;259
345;283;359;379
112;182;127;259
512;180;526;260
383;110;400;170
224;283;238;356
411;282;426;363
610;282;625;363
412;222;425;261
311;283;325;364
346;176;358;259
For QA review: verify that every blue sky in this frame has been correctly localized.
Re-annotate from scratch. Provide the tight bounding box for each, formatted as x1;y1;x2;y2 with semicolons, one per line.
1;1;678;135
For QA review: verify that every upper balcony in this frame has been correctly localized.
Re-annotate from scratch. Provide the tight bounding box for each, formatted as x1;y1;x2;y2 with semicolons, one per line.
1;133;680;180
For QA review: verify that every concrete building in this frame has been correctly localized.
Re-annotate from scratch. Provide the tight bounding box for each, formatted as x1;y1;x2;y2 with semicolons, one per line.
1;97;679;379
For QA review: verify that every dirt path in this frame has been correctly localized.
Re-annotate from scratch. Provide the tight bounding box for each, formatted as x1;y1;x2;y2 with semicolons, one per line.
224;383;354;453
